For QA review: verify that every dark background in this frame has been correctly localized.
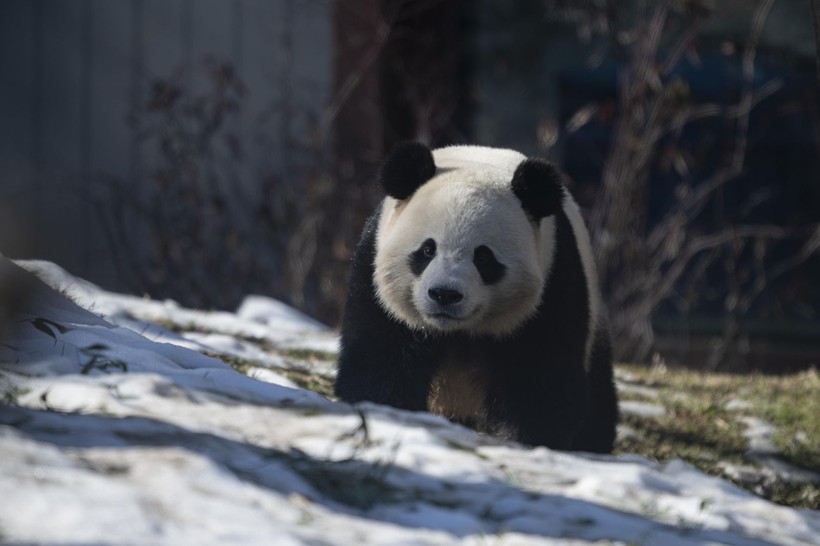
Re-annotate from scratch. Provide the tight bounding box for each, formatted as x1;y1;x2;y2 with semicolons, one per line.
1;0;818;371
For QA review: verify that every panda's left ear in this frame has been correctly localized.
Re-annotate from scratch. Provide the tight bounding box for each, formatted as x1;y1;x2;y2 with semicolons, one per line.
378;141;437;200
511;158;565;220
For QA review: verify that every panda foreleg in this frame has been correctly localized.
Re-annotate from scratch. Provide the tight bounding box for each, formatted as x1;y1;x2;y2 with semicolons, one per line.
486;363;588;450
335;207;438;410
336;208;432;410
336;331;436;411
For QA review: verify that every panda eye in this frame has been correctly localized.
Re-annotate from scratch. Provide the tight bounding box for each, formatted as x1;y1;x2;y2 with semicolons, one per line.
474;245;493;265
473;245;506;284
410;239;437;276
421;239;436;258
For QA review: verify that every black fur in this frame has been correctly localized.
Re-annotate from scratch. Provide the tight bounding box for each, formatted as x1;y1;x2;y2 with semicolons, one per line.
511;158;565;220
379;142;437;200
573;325;619;452
473;245;506;285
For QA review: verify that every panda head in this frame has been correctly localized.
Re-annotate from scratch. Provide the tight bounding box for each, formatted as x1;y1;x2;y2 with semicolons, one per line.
373;142;565;337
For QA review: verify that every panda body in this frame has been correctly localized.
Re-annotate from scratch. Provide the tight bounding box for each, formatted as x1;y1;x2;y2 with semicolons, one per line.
335;143;618;453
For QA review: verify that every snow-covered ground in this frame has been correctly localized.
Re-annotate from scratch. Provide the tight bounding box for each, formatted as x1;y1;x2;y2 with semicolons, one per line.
1;255;818;545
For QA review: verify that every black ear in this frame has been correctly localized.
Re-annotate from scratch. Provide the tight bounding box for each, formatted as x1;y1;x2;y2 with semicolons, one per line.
378;141;436;200
511;158;565;220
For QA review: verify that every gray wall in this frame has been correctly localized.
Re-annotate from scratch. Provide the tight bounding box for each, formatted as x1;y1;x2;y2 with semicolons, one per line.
0;0;332;291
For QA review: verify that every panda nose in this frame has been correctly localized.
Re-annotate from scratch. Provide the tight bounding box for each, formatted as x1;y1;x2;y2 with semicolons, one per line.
428;287;464;306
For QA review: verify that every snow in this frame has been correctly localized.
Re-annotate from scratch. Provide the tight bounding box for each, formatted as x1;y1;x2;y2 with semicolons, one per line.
616;381;661;400
736;416;820;486
619;400;667;418
16;258;340;354
1;255;818;546
726;399;755;412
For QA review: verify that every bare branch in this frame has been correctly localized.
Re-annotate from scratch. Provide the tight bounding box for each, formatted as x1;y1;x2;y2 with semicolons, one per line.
732;0;776;171
647;0;780;266
322;20;391;130
659;3;708;76
658;78;782;139
648;225;796;312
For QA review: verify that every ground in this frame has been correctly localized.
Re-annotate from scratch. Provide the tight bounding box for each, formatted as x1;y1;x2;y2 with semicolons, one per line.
616;364;819;509
0;255;818;545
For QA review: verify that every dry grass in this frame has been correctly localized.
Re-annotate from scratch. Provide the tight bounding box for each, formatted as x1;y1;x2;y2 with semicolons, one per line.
615;364;819;509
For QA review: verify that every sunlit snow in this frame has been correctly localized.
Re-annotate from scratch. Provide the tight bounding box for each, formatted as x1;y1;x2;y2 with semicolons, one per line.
1;255;817;545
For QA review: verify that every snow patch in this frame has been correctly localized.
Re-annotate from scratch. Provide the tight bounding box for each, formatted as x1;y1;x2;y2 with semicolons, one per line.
725;398;754;412
1;255;819;546
619;400;667;418
736;416;820;485
617;382;661;399
237;294;329;333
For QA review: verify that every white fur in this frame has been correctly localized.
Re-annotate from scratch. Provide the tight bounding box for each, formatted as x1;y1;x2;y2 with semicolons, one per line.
374;146;597;348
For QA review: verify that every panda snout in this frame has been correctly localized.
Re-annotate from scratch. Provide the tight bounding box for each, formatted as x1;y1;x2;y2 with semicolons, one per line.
428;287;464;306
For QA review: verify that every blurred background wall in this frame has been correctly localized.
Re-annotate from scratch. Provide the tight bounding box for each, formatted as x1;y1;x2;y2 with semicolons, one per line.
1;0;818;371
0;0;332;308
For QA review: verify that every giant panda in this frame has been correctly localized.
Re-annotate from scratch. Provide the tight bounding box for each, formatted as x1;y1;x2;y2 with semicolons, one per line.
335;142;618;453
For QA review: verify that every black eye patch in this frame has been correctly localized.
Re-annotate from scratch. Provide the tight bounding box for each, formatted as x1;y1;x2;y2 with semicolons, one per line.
409;238;436;276
474;245;506;285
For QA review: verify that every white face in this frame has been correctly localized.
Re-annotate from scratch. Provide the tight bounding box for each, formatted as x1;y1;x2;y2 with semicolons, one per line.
374;167;552;337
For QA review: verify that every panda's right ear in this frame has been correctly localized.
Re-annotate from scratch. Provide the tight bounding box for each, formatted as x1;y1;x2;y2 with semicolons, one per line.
378;141;436;200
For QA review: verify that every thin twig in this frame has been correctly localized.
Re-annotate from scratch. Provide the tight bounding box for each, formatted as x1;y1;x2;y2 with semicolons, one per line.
322;20;391;130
